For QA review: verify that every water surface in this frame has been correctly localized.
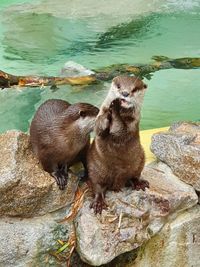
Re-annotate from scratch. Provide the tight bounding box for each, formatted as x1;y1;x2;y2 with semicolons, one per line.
0;0;199;132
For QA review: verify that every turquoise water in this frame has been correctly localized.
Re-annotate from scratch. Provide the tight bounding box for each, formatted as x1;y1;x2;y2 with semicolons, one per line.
0;0;199;132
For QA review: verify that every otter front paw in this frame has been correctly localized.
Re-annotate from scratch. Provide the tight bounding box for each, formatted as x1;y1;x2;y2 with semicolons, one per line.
95;112;111;137
110;98;121;111
51;169;68;190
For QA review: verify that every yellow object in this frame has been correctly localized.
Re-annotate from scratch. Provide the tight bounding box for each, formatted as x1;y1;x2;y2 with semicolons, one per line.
140;127;169;164
90;126;169;164
66;76;96;85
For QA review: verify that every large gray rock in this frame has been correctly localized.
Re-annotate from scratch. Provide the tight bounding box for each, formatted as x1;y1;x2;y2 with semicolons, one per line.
75;162;198;266
151;122;200;191
0;130;79;217
131;205;200;267
0;211;70;267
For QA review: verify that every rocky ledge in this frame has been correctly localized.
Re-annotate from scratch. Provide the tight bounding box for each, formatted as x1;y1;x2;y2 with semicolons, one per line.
0;130;79;217
151;122;200;191
75;161;197;266
132;205;200;267
0;127;199;267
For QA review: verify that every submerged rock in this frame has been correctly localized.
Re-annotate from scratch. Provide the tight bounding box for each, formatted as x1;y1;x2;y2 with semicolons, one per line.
75;162;198;266
0;130;79;217
61;61;95;77
151;122;200;191
132;205;200;267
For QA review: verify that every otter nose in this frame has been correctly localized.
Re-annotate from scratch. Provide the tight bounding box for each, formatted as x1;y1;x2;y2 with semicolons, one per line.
122;91;129;97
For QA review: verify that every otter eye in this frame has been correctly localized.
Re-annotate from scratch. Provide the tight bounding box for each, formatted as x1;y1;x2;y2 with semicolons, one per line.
132;87;137;93
116;83;121;89
79;110;86;117
144;84;147;89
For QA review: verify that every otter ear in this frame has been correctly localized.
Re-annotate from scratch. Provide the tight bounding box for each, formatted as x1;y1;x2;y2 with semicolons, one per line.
112;78;121;89
112;77;117;83
79;110;86;117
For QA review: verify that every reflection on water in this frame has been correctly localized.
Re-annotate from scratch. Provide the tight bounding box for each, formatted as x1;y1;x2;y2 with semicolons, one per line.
3;13;158;64
141;69;200;129
0;0;199;133
1;1;200;74
3;13;71;64
0;88;41;132
95;15;158;49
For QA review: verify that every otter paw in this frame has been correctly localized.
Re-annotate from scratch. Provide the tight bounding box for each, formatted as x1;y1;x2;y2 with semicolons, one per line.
132;179;149;191
90;199;107;214
95;113;111;137
52;172;68;190
110;98;121;111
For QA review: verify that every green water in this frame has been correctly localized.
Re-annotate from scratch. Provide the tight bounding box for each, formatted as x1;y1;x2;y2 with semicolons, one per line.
0;0;200;132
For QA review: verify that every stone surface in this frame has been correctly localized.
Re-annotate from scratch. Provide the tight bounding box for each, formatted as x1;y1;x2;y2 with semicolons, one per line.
151;122;200;191
75;162;198;266
61;61;95;77
0;211;70;267
131;205;200;267
0;130;79;217
1;127;200;267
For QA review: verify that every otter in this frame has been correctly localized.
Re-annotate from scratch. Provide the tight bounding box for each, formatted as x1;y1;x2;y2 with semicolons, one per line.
87;76;149;214
30;99;99;190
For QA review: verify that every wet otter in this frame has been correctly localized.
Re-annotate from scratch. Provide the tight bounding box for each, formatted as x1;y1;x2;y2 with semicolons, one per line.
87;76;149;214
30;99;99;190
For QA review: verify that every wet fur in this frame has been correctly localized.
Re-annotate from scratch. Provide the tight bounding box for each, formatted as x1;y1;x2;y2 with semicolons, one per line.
87;76;148;213
30;99;99;189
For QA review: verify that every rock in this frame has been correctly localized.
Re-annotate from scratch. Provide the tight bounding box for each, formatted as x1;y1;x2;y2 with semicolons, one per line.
0;211;71;267
75;162;198;266
131;205;200;267
61;61;95;77
151;122;200;191
0;130;79;217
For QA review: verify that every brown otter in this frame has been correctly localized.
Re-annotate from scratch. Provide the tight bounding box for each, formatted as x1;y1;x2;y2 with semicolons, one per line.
30;99;99;190
87;76;149;214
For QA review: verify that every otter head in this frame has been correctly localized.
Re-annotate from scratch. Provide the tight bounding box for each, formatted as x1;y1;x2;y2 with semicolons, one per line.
110;75;147;111
72;103;99;133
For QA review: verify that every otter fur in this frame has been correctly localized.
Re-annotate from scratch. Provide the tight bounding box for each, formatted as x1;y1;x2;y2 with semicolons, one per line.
87;76;149;214
30;99;99;190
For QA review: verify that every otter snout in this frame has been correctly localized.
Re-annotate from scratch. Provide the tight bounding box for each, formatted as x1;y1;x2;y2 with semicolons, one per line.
121;91;129;97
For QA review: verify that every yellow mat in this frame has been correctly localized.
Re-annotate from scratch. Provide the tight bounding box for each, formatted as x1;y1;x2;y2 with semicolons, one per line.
90;126;169;164
140;127;169;164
